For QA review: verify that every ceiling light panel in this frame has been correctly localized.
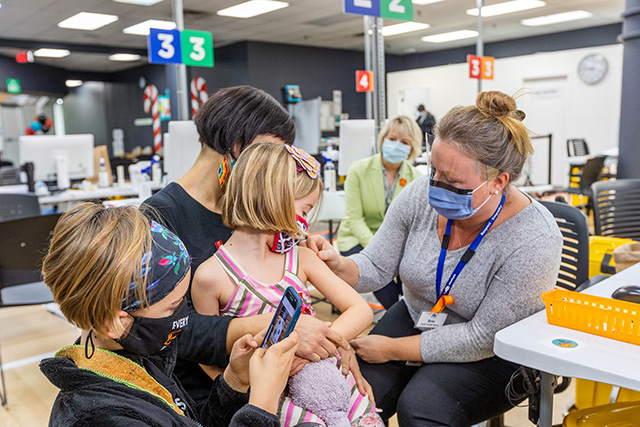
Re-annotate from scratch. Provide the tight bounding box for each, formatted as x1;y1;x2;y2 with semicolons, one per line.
108;53;141;61
521;10;593;27
422;30;478;43
34;48;71;58
382;22;430;37
217;1;289;19
113;0;164;5
65;80;83;88
122;19;176;35
466;0;546;18
58;12;119;31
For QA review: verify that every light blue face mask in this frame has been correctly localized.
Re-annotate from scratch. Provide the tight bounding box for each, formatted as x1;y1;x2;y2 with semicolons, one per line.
381;139;411;164
428;178;492;220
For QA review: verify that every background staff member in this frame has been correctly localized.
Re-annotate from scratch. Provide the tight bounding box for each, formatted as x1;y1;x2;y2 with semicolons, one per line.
309;91;563;426
338;116;422;309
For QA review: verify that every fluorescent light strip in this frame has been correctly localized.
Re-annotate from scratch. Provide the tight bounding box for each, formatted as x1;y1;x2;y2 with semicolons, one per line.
122;19;176;35
382;22;430;37
113;0;164;5
34;48;70;58
466;0;546;17
108;53;141;61
217;1;289;18
521;10;592;27
422;30;478;43
413;0;445;5
58;12;119;31
65;80;83;88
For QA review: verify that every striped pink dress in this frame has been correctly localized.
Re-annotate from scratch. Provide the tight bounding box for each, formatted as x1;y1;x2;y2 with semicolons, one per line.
214;244;383;427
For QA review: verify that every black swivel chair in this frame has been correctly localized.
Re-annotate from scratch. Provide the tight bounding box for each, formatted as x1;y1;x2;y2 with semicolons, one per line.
0;213;61;405
562;156;606;216
487;201;606;426
592;178;640;241
567;138;590;157
0;193;41;222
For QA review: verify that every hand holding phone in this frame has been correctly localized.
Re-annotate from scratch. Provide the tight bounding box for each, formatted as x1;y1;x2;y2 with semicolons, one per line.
261;286;303;349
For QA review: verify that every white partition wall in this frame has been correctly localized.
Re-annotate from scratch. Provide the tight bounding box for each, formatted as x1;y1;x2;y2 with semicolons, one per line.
338;120;376;176
387;44;623;187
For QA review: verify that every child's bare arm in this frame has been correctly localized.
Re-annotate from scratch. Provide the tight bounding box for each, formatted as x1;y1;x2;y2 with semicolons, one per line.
191;259;223;316
299;247;373;341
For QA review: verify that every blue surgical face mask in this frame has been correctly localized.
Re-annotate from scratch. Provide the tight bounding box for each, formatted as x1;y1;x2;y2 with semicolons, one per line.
428;178;492;220
381;139;411;164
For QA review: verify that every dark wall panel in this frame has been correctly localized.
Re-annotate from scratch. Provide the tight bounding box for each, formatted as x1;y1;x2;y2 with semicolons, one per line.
246;42;367;119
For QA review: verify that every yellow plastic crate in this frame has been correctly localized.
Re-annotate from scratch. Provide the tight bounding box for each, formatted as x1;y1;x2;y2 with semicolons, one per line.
589;236;636;278
541;289;640;346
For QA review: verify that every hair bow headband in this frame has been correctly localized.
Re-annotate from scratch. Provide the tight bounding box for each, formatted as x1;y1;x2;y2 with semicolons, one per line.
285;145;319;179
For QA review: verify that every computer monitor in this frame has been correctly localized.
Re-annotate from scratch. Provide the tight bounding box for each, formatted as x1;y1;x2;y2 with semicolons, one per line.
338;120;376;176
165;121;201;183
18;134;94;182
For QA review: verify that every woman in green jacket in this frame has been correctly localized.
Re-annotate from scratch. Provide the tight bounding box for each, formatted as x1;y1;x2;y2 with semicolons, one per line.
338;115;423;308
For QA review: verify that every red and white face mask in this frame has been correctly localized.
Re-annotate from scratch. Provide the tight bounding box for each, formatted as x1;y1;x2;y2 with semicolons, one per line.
270;215;308;254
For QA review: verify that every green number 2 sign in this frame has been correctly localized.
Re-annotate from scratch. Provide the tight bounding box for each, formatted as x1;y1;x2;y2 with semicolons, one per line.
181;30;214;67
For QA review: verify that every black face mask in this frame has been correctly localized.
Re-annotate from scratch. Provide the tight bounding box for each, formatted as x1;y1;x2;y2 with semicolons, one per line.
116;299;189;356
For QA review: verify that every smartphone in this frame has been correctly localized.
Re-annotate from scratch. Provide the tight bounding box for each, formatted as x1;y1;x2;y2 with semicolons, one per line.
260;286;303;349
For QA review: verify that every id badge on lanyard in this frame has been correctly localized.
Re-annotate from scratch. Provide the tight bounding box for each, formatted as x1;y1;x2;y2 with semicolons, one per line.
415;194;505;331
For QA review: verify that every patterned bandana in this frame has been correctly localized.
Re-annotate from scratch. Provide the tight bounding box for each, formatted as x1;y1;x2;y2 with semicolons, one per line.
285;145;319;179
122;221;191;311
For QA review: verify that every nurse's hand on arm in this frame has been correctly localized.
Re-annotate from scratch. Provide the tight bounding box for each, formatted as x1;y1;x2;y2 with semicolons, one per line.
302;235;360;287
350;334;422;364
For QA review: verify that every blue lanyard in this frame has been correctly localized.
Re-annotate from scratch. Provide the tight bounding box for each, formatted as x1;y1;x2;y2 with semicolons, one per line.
436;194;506;299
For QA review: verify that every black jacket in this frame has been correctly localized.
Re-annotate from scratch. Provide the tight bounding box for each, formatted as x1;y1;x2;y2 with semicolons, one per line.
39;343;279;427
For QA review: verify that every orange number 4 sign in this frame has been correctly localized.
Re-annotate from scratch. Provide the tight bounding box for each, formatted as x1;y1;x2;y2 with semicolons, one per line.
467;55;494;80
356;70;374;92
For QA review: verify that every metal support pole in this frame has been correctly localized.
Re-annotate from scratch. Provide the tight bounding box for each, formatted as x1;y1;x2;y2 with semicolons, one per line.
364;16;374;121
476;0;484;94
538;372;554;427
172;0;189;120
374;17;386;129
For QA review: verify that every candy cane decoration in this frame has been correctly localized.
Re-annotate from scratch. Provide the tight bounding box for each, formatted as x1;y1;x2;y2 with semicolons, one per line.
143;84;161;154
190;77;208;118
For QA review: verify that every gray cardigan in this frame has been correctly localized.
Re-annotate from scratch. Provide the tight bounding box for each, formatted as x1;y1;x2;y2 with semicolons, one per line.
351;175;562;363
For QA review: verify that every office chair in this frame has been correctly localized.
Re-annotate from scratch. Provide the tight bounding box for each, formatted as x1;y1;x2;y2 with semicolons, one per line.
566;139;590;157
562;156;606;216
0;213;61;405
592;178;640;241
0;193;41;221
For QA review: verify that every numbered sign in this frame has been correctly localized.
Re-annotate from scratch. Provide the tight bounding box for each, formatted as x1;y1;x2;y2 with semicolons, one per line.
344;0;381;17
356;70;374;92
468;55;495;80
148;28;182;64
468;54;481;80
380;0;413;21
482;56;494;80
181;30;214;67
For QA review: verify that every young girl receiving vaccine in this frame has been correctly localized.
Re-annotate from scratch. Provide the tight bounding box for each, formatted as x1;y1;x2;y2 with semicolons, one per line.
192;143;384;427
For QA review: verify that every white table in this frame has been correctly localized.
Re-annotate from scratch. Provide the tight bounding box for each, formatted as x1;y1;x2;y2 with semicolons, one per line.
312;190;346;244
518;184;555;194
494;263;640;427
39;183;163;210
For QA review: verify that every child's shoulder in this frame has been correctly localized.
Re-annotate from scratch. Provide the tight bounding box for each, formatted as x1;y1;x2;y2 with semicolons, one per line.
193;252;226;285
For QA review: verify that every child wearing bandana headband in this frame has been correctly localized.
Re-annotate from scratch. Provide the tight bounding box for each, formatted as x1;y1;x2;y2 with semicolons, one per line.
192;143;384;427
39;202;299;427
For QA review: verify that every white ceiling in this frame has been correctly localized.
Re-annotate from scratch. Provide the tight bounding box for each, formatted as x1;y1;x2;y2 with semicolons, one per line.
0;0;625;72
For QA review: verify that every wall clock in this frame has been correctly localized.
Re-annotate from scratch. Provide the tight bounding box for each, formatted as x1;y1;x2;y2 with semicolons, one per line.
578;54;608;85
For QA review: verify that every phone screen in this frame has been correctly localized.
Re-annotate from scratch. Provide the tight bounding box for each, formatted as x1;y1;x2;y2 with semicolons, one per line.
261;287;302;349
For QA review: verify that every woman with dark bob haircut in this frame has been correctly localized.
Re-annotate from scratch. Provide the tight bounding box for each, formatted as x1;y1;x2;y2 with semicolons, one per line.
144;85;357;409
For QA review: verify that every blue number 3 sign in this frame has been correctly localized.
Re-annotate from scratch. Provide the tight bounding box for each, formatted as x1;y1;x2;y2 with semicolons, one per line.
148;28;182;64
